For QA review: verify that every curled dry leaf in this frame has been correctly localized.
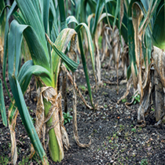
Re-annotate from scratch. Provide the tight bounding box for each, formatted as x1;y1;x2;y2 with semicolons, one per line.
112;28;122;94
137;67;152;123
152;46;165;87
120;0;124;28
152;46;165;121
65;33;91;147
72;72;91;148
138;0;157;37
87;14;95;31
58;94;69;150
61;125;70;150
132;3;143;89
30;87;69;160
102;25;112;63
61;65;93;110
102;24;127;83
8;107;19;165
94;23;103;85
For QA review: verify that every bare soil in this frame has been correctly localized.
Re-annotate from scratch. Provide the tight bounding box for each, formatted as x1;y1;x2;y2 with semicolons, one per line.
1;58;165;165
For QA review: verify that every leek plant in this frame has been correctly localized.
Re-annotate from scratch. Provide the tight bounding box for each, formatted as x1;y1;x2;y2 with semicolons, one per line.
111;0;165;125
0;0;93;164
0;0;7;130
57;0;95;109
86;0;128;85
1;0;165;164
84;0;165;124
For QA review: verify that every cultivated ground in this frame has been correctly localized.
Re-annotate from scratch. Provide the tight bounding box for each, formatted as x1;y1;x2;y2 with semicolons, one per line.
0;57;165;165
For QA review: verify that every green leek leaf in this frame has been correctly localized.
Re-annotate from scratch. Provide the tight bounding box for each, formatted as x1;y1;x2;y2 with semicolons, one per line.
0;79;7;127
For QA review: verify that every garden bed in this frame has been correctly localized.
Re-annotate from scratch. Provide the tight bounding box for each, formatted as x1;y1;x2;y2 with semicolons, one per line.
0;59;165;165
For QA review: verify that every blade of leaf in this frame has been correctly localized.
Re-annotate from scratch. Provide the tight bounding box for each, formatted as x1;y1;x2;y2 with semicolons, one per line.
78;32;94;108
75;23;96;80
15;0;49;58
0;5;10;25
87;0;97;13
31;0;42;24
3;2;17;101
0;0;5;11
46;32;79;73
9;20;50;73
46;28;79;88
92;0;115;38
66;16;96;80
113;0;120;29
66;16;95;107
19;64;52;92
127;0;138;87
42;0;50;33
153;3;165;50
58;0;67;30
8;77;48;164
97;12;128;44
0;79;7;127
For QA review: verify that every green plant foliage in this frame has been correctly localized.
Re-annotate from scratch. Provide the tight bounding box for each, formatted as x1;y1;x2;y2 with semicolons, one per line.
1;0;165;164
0;79;7;126
2;0;82;163
79;85;87;91
121;98;127;103
18;156;29;165
66;16;95;108
151;108;155;111
104;104;108;108
140;159;148;165
131;128;136;133
132;94;140;105
98;36;102;49
32;153;41;164
0;155;9;165
63;112;73;124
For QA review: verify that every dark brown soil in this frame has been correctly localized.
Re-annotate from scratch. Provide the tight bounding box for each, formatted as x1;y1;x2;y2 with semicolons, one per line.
0;58;165;165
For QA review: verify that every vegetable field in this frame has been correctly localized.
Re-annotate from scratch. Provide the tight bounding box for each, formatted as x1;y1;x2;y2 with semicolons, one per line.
0;0;165;164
